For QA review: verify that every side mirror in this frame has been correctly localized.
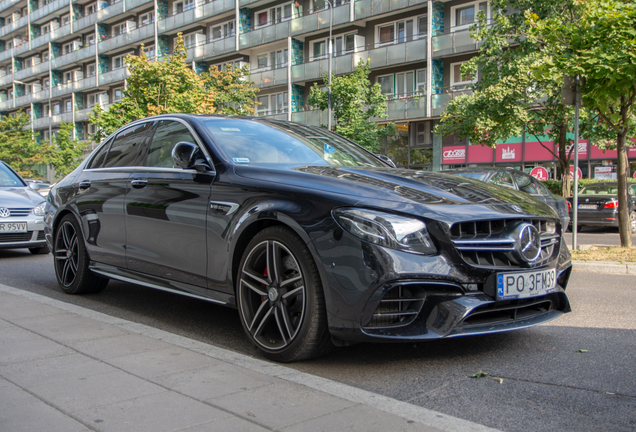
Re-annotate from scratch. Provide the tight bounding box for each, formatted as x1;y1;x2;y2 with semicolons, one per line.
376;154;397;168
28;182;42;190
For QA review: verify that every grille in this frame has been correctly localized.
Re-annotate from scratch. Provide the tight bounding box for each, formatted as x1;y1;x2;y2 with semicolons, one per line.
37;231;46;240
365;286;425;328
1;208;32;217
450;219;559;268
0;232;33;243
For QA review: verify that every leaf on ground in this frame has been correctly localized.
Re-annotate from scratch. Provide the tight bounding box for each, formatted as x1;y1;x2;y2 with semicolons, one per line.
471;372;490;378
577;349;588;353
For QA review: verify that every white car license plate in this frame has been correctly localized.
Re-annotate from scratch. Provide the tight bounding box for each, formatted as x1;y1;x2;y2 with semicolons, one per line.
0;222;27;233
496;268;557;300
578;204;596;209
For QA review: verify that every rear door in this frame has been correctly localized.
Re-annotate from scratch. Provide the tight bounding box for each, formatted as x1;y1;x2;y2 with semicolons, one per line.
76;123;152;267
124;119;213;288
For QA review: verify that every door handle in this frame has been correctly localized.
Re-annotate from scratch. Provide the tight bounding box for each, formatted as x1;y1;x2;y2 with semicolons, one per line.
79;180;91;190
131;179;147;189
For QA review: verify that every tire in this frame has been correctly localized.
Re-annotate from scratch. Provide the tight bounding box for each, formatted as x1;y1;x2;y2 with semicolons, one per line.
29;245;50;254
53;214;108;294
630;212;636;234
236;226;332;362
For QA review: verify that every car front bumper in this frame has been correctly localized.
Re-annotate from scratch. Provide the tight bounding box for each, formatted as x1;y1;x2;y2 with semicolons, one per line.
0;218;47;250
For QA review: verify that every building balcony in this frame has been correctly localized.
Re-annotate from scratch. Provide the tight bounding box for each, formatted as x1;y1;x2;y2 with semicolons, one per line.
33;116;50;129
29;23;71;52
98;67;130;86
50;111;73;125
383;95;426;121
432;27;481;58
98;23;154;55
0;0;21;13
239;20;289;49
354;0;422;21
250;66;288;89
51;44;97;69
0;15;28;38
72;10;100;35
14;88;49;107
290;109;332;127
124;0;154;12
290;4;351;37
0;98;14;110
0;74;13;86
158;0;234;35
14;61;49;81
185;36;236;62
30;0;70;23
75;107;93;121
431;88;473;116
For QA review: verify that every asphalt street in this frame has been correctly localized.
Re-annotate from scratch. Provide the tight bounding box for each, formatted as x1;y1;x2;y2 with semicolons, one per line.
565;226;636;248
1;249;635;432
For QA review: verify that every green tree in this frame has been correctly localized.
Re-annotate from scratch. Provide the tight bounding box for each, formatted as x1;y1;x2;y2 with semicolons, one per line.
435;0;592;198
89;34;258;142
41;121;88;179
529;0;636;246
0;112;41;177
308;59;395;153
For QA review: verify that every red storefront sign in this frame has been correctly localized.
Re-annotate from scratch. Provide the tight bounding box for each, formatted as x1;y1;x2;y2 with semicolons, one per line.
566;140;588;159
530;166;549;180
467;144;494;163
442;146;466;164
524;141;555;162
495;143;522;162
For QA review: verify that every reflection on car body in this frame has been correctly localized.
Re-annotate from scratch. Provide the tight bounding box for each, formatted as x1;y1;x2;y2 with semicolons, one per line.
44;115;572;362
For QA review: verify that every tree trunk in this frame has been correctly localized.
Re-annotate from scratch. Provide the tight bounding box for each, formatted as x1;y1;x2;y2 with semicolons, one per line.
557;123;571;197
616;128;632;248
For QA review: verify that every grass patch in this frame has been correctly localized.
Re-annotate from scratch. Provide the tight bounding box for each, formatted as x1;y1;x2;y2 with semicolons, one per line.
570;246;636;262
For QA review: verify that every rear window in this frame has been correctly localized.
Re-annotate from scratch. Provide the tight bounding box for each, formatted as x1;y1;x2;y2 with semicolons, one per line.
580;185;618;195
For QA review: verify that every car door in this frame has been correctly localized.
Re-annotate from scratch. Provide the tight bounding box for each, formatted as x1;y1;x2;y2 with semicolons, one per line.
76;123;151;267
124;119;213;288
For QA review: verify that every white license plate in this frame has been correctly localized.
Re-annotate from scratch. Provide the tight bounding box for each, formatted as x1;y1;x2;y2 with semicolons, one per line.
496;268;557;300
578;204;596;209
0;222;27;233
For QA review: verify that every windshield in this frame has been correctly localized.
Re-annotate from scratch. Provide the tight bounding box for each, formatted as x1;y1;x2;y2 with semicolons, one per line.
580;184;619;195
0;162;26;187
201;119;387;167
450;171;489;181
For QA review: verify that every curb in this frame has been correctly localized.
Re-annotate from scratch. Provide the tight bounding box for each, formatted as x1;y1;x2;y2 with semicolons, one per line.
572;260;636;275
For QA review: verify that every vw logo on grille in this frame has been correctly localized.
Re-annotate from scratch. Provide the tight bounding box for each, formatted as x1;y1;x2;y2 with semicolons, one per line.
0;207;10;218
515;223;542;263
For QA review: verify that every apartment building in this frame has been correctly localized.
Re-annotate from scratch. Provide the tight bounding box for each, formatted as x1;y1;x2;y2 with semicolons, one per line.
1;0;631;179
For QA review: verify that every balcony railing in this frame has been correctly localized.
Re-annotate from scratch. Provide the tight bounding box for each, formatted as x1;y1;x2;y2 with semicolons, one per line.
0;15;28;38
158;0;233;35
291;109;333;127
185;36;236;62
383;95;427;121
75;107;94;121
290;4;350;36
30;0;70;22
0;0;20;13
239;20;290;49
354;0;422;20
98;67;130;86
431;88;473;116
51;44;97;69
33;116;50;129
98;23;154;54
250;66;288;88
0;74;13;86
0;98;14;110
432;27;481;57
14;88;50;107
14;61;49;81
125;0;154;11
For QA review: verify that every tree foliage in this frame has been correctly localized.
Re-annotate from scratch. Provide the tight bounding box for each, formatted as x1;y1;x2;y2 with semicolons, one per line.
0;112;42;177
40;121;88;179
89;34;258;142
528;0;636;246
308;59;395;153
435;0;593;197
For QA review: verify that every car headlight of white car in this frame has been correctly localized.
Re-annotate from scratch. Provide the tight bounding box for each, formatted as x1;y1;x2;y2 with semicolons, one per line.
33;202;46;216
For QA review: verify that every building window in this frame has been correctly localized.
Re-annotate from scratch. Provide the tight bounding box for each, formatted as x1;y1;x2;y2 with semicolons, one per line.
61;14;70;26
87;64;96;76
24;58;32;68
112;22;128;37
52;102;60;115
181;31;203;49
63;42;74;55
41;23;51;34
142;45;155;58
43;77;50;88
173;0;195;15
211;20;234;41
112;54;127;69
377;75;394;97
63;71;73;83
43;104;50;117
450;61;475;89
377;69;426;99
113;87;124;101
43;50;49;61
255;49;288;71
257;92;288;115
255;2;298;28
86;34;95;45
451;1;489;30
311;33;358;61
85;3;98;15
376;15;427;46
139;12;154;26
311;0;348;12
65;99;72;112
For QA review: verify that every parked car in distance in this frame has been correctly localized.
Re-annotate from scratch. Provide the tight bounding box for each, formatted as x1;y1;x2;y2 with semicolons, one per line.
0;161;50;254
446;168;570;230
45;115;572;362
566;182;636;233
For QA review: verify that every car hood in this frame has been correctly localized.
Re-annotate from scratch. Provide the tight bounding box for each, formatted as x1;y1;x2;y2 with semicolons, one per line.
0;187;45;207
234;165;558;221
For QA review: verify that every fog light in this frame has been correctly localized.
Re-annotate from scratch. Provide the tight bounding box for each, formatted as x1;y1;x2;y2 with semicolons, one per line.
464;284;478;292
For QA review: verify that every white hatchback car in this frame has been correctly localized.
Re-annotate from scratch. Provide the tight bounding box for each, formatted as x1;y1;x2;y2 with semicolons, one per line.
0;161;49;254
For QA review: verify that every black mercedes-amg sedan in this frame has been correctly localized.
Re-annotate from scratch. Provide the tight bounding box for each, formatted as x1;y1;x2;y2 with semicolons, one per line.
44;115;572;362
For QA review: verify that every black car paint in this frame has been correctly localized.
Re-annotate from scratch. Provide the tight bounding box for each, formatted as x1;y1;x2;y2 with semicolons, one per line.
45;115;572;345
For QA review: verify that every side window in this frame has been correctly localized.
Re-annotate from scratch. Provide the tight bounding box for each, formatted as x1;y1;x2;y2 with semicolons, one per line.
512;172;539;194
534;179;551;196
490;172;515;189
87;138;113;169
103;123;153;168
145;120;198;168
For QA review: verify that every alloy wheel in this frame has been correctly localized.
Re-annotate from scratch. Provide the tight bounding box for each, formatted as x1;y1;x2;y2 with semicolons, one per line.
55;221;79;287
238;239;306;351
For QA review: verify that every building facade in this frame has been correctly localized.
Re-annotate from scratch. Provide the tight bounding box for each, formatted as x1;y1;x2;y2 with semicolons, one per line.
0;0;633;180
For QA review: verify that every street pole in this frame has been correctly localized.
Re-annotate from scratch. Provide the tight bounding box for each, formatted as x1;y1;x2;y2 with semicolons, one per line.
326;0;333;131
572;75;580;251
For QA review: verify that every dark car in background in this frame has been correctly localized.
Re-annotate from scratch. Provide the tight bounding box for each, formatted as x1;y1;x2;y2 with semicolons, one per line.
566;182;636;233
0;161;50;254
44;115;572;362
446;168;570;229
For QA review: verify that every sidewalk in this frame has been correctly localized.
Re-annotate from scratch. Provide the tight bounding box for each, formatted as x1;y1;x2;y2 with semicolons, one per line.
0;283;498;432
572;260;636;275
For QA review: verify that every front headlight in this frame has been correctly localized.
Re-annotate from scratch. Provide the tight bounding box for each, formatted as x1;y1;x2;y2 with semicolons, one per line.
333;208;437;255
33;202;46;216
